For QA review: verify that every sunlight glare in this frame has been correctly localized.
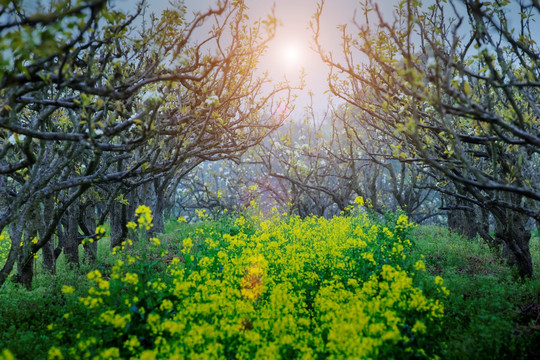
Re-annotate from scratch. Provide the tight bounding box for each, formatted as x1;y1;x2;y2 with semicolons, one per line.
281;42;302;68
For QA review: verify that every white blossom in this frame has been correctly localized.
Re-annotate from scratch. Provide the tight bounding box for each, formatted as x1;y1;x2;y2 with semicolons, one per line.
0;47;15;69
205;95;220;106
8;133;26;145
452;75;463;84
141;90;161;103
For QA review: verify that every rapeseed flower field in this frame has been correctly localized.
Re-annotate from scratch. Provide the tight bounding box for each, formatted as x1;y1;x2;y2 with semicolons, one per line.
43;204;447;359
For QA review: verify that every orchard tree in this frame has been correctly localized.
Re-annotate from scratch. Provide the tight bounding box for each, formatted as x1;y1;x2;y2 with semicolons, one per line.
255;100;439;219
314;0;540;277
0;0;291;288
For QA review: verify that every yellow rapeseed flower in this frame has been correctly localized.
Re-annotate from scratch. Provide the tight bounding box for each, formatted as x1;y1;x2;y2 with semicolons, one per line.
182;237;193;254
61;285;75;294
413;260;426;272
47;347;63;360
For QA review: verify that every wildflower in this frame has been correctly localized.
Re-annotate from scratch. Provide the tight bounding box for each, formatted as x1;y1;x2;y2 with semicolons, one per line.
87;270;102;281
195;209;207;219
440;286;450;297
160;299;173;312
147;313;161;334
122;272;139;285
434;276;444;286
150;237;160;246
177;216;187;223
48;347;63;360
126;221;137;230
139;350;157;360
135;205;153;230
234;216;246;227
97;279;109;291
97;348;120;358
413;260;426;272
124;336;141;351
96;225;106;239
61;285;75;295
412;320;427;334
353;196;364;206
182;237;193;254
397;214;409;226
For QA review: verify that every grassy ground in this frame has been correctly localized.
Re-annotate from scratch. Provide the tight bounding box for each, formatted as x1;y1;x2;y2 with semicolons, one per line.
410;226;540;359
0;219;539;359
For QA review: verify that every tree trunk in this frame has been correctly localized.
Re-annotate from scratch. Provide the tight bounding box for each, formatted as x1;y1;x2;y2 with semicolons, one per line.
81;204;98;264
40;195;56;274
476;206;501;251
495;209;533;278
447;198;479;240
153;179;166;234
9;221;24;286
110;199;127;249
64;204;80;267
15;201;40;289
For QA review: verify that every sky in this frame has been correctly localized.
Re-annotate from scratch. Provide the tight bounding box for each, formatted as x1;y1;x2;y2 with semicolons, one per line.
116;0;399;114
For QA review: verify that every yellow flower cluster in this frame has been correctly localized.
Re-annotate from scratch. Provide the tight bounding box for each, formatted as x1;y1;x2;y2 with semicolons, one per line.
135;205;153;230
52;210;446;359
195;209;209;219
0;349;16;360
0;233;10;268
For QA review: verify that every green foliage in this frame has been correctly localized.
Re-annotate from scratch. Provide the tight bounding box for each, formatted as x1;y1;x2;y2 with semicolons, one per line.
410;226;540;359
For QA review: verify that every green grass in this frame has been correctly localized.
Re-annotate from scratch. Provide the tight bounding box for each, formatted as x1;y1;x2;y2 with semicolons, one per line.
410;226;540;360
0;235;113;360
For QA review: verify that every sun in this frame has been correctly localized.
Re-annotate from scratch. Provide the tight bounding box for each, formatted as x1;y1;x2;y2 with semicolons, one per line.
284;44;300;63
280;42;303;68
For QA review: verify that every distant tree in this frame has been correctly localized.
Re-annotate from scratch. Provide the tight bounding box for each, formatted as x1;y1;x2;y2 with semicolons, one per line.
252;100;438;219
314;0;540;277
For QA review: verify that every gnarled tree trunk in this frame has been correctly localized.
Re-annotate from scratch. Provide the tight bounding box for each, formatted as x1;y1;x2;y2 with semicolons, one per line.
64;204;80;267
40;195;56;274
494;209;533;278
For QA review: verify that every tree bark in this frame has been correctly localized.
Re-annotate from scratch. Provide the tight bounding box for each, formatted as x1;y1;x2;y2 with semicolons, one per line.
153;179;166;234
494;208;533;278
40;195;56;274
447;197;479;240
64;204;80;267
110;198;127;250
81;204;98;264
15;201;40;289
